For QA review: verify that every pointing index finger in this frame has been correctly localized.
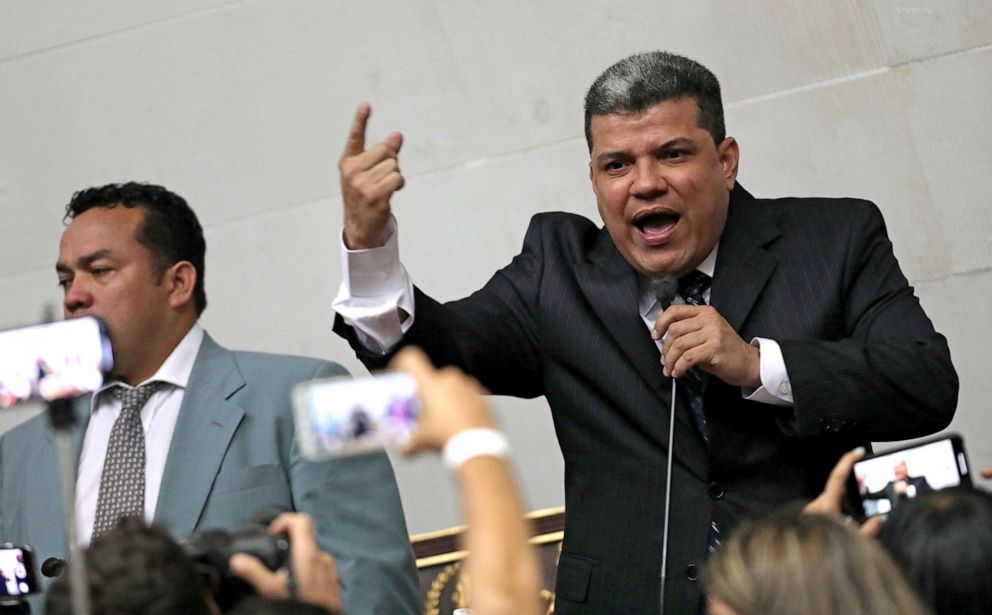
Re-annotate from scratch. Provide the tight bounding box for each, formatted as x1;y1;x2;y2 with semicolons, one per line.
343;101;371;157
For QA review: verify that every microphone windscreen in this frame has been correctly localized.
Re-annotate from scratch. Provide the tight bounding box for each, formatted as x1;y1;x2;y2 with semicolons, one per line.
650;276;679;311
41;557;66;578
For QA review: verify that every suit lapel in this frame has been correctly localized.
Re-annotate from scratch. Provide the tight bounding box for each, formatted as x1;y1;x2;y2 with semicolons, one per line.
575;231;704;441
154;334;245;536
710;185;781;331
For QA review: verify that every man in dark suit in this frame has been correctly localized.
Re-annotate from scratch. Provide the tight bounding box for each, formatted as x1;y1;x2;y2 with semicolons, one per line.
0;183;420;615
332;52;958;614
863;459;935;512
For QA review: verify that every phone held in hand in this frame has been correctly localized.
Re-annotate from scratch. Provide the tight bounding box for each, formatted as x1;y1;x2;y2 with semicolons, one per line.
293;372;420;459
846;433;971;520
0;544;40;598
0;316;113;408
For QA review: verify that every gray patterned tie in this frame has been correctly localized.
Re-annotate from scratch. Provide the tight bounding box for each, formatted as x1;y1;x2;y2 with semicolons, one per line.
91;381;162;538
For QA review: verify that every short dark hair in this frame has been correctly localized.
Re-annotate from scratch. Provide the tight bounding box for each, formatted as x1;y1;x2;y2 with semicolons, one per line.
65;182;208;315
879;487;992;615
45;518;213;615
584;51;725;150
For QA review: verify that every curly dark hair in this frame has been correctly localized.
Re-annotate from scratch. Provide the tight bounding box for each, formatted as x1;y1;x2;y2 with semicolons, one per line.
45;518;213;615
64;182;207;315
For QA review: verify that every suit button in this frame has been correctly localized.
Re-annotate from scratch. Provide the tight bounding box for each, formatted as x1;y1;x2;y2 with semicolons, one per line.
708;482;724;499
686;563;699;582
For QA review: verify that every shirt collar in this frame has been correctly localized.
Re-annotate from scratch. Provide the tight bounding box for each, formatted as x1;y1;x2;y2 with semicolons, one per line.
97;323;205;396
638;243;719;319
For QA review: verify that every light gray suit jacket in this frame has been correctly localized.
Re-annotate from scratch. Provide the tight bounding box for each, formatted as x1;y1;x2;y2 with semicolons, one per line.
0;332;420;615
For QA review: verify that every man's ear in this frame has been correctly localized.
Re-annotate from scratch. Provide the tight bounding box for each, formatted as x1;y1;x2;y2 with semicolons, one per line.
589;162;598;197
166;261;197;310
718;137;740;190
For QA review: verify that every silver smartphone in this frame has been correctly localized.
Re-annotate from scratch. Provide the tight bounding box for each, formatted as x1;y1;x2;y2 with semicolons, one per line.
292;372;420;459
0;316;113;408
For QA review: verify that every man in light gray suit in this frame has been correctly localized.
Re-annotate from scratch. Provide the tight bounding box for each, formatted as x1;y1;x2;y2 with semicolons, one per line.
0;182;420;614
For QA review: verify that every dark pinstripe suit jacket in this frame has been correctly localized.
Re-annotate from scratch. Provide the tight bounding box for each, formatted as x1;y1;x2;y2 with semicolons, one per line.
335;184;958;615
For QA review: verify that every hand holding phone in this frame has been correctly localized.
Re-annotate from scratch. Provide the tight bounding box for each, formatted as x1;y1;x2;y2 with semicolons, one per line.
846;434;971;520
0;545;40;599
389;347;496;456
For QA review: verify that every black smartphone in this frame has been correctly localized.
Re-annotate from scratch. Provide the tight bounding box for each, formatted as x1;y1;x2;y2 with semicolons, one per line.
847;433;971;519
0;544;40;597
0;316;113;408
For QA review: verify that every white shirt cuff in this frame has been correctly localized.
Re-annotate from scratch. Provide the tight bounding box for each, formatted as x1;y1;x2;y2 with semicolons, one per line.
331;216;415;353
741;337;794;406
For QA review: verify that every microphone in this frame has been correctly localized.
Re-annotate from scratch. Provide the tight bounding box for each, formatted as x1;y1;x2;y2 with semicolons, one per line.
650;276;678;311
41;557;66;578
650;274;678;615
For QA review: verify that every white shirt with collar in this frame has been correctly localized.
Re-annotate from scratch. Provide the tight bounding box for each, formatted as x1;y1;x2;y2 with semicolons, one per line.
75;323;204;545
332;219;793;405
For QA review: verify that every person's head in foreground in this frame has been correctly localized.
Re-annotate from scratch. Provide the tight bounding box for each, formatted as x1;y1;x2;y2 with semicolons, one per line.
45;518;215;615
879;486;992;615
703;509;928;615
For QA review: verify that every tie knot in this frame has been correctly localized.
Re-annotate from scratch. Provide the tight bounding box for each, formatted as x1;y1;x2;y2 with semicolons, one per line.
110;382;163;413
679;270;710;306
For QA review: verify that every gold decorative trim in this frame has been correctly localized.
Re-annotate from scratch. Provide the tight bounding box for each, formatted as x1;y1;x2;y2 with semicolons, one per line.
417;549;468;568
414;530;564;568
410;505;565;543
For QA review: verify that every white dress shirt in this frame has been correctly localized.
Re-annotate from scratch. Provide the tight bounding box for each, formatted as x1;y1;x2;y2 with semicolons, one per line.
75;323;204;545
332;219;793;405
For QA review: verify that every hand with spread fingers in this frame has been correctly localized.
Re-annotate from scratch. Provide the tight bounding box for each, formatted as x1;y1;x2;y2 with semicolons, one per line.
229;513;343;615
339;101;405;250
652;304;761;388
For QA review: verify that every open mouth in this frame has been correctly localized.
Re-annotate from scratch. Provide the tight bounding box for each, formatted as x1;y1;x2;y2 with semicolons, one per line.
633;210;680;243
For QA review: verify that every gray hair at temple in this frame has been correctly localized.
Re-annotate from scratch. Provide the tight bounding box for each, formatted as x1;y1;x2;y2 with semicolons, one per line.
583;51;726;151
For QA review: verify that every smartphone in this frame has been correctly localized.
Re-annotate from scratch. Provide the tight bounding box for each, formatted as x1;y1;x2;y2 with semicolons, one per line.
0;317;113;408
293;372;420;459
847;433;971;519
0;545;40;597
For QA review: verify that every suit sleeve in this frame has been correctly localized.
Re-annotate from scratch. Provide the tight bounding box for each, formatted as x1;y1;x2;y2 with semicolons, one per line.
334;216;548;398
289;361;421;615
778;201;958;440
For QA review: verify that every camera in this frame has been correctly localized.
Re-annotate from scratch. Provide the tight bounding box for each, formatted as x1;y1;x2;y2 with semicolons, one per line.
182;517;290;611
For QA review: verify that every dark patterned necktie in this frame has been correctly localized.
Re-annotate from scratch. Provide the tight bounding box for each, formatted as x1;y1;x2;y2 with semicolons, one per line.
91;381;162;538
677;271;724;558
678;270;711;442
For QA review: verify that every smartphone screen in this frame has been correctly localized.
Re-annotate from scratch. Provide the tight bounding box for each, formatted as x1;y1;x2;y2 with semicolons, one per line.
0;317;113;408
0;545;39;597
849;434;970;519
293;372;420;459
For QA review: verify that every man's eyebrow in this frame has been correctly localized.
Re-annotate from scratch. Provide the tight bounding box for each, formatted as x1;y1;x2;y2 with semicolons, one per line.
595;137;696;164
56;249;112;273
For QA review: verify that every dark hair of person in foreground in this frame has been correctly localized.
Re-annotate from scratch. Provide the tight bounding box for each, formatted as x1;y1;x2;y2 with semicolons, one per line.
879;486;992;615
45;518;213;615
703;508;929;615
226;596;336;615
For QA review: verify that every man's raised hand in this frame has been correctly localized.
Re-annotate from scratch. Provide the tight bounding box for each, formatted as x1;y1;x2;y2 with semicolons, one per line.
339;101;404;249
